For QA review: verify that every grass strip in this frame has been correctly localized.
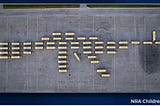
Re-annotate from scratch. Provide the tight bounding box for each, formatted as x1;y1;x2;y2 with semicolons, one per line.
3;4;80;9
87;4;160;8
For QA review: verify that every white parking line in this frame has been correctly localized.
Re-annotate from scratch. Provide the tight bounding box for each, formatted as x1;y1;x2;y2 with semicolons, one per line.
134;16;137;91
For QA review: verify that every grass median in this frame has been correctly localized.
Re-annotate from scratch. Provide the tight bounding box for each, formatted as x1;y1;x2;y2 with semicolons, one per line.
87;4;160;8
3;4;80;9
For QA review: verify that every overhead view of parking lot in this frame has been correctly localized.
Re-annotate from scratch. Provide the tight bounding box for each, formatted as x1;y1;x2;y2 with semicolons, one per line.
0;4;160;92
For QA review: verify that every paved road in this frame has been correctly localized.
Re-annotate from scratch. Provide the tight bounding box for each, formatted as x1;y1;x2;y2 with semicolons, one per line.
0;4;3;9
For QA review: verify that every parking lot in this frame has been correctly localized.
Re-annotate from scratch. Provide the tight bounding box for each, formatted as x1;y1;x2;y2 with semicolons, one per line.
0;8;160;92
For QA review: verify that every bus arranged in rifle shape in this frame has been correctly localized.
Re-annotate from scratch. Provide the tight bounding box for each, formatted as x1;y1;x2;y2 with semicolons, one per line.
0;31;157;78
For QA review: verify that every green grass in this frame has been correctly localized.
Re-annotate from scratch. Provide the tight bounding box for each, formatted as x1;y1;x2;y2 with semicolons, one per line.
3;4;80;9
87;4;160;8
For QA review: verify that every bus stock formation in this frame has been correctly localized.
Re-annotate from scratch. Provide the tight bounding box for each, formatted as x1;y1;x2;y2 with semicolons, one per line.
0;31;158;78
